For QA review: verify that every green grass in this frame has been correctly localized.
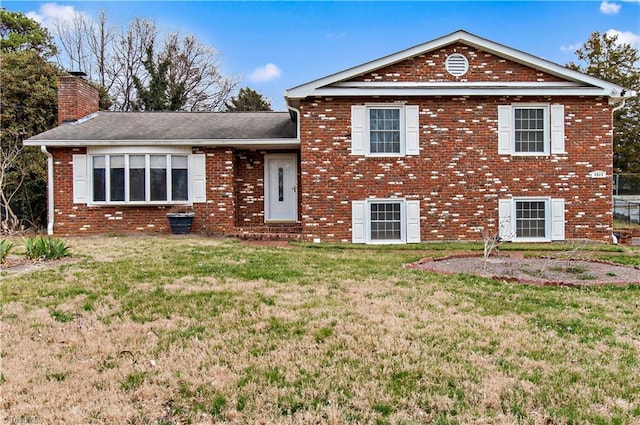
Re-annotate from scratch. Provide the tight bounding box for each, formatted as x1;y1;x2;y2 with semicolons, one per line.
1;236;639;424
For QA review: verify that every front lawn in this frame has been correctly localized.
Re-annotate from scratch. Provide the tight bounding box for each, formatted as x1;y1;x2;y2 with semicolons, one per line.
1;236;639;423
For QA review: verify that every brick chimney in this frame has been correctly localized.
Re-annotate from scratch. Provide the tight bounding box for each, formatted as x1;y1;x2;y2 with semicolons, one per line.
57;73;99;125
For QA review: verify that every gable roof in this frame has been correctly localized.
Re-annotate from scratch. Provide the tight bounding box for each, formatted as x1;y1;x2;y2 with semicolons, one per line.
25;111;298;149
285;30;634;101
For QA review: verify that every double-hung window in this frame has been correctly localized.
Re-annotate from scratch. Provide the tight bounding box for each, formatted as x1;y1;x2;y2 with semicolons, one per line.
352;199;421;244
498;104;565;155
72;149;206;205
351;104;419;156
498;197;565;242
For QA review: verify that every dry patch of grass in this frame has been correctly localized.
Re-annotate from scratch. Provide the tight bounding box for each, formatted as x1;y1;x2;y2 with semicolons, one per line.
1;235;639;424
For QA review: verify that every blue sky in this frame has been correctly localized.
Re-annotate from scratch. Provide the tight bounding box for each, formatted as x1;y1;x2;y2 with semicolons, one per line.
5;1;640;110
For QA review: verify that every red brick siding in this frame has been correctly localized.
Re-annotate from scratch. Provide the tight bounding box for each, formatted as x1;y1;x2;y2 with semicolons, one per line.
350;43;566;83
298;95;613;242
49;147;237;235
57;76;99;124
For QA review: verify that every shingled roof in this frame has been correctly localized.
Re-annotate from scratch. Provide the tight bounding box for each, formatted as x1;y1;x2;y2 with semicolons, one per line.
25;111;298;148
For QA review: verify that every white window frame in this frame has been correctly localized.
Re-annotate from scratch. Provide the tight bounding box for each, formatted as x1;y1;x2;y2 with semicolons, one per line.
498;197;565;242
351;104;419;157
498;104;565;156
352;198;421;244
73;146;206;206
366;106;405;156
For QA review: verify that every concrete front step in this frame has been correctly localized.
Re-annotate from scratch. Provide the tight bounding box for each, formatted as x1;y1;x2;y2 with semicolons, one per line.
230;226;303;241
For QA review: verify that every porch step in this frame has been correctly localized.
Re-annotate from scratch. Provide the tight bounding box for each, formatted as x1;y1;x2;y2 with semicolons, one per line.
230;226;303;241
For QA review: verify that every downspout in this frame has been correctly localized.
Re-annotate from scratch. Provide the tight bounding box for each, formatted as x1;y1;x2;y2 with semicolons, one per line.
610;98;626;245
286;103;301;142
41;145;54;235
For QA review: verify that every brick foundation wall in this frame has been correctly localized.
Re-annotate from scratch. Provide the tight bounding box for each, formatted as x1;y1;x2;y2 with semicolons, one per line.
57;76;99;124
298;95;613;243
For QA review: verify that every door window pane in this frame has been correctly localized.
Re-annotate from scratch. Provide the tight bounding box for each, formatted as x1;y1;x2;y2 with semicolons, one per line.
150;155;167;201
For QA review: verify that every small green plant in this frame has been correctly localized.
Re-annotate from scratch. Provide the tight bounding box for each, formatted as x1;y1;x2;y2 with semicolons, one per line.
1;239;14;263
24;236;70;260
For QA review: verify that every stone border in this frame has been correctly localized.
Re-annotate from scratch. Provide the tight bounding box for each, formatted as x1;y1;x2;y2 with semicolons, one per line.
405;254;640;287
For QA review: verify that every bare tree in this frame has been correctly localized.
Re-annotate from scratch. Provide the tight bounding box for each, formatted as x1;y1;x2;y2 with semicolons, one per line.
109;17;157;111
0;138;23;232
51;12;237;112
162;33;237;111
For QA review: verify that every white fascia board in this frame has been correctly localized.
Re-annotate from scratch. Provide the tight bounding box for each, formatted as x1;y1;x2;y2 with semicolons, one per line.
285;29;630;99
23;138;300;149
297;87;609;97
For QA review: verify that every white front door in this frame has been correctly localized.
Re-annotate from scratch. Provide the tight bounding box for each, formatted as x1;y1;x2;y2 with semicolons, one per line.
264;154;298;222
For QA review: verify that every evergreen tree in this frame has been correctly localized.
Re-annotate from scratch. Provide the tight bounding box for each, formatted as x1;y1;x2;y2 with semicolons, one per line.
567;31;640;173
0;9;59;230
225;87;272;111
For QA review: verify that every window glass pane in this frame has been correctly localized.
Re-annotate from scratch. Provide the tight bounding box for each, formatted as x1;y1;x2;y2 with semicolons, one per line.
110;155;125;202
150;155;167;201
129;155;145;202
172;155;188;169
370;202;402;241
171;156;188;201
370;108;401;154
92;156;106;202
516;201;546;238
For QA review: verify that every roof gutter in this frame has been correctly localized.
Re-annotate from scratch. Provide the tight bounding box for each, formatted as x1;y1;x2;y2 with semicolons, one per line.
41;145;54;235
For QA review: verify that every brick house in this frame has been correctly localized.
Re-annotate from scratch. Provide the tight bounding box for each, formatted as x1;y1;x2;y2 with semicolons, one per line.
25;30;634;243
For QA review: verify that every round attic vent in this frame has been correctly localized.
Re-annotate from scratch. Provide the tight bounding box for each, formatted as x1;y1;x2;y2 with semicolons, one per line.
445;53;469;77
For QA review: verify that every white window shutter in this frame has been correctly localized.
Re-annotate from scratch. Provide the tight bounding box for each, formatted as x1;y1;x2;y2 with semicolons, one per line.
405;105;420;155
497;105;512;155
352;201;366;243
72;154;88;204
351;105;366;155
406;200;421;243
498;199;513;241
190;154;206;203
550;104;565;154
551;198;565;241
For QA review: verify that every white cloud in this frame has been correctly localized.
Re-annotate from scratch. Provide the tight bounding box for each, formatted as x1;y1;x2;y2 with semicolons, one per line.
606;29;640;47
600;1;621;14
560;43;582;53
248;63;282;83
26;3;86;29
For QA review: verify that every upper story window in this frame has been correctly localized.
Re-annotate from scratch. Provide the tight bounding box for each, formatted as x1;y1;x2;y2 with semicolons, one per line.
71;148;206;205
351;104;419;156
369;108;402;154
498;104;565;156
514;107;546;153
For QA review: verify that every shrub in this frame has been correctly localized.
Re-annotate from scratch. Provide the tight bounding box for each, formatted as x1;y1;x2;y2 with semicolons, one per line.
24;237;70;260
1;239;14;263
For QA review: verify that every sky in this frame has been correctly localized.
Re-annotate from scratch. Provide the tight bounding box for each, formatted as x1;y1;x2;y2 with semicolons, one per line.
4;1;640;110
